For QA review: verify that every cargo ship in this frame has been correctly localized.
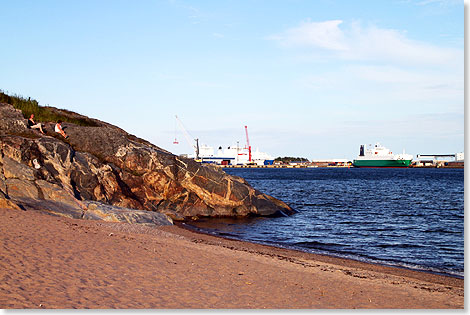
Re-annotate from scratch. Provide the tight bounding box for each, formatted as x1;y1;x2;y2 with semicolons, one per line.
353;143;413;168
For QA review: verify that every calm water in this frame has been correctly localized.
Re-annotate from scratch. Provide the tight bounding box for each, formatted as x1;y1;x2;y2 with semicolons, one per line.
188;168;464;278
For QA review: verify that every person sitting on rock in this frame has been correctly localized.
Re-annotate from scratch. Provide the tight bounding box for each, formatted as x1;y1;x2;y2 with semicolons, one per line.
55;120;68;139
27;114;45;134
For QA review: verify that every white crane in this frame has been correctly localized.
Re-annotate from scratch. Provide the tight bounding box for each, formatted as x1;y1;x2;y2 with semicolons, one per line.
174;115;199;159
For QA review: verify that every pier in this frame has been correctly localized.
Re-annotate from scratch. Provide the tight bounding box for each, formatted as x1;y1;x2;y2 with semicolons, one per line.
205;153;465;169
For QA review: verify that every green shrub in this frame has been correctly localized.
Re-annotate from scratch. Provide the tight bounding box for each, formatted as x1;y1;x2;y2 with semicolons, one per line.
274;156;310;163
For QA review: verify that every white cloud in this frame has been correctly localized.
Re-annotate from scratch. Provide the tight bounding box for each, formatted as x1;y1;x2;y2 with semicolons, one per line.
269;20;347;51
415;0;461;6
269;20;462;66
347;22;461;65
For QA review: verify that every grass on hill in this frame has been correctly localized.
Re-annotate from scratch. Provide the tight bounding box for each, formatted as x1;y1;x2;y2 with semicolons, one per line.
0;90;99;127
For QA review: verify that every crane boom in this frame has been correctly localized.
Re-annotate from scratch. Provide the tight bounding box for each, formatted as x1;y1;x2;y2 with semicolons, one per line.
175;115;199;159
244;125;252;162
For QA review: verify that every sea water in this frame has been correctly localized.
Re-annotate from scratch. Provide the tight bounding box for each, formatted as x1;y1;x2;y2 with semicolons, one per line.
188;168;464;278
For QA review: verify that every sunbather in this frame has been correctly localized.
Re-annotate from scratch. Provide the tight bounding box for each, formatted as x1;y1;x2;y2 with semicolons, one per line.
55;120;68;139
27;114;45;134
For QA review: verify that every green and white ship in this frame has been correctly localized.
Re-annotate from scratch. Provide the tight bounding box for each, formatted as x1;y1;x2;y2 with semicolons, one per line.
353;143;413;168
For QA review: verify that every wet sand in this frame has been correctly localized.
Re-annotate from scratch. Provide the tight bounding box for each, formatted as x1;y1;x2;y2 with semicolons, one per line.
0;207;463;309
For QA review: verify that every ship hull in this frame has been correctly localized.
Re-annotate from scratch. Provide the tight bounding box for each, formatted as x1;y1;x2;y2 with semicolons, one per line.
353;159;412;168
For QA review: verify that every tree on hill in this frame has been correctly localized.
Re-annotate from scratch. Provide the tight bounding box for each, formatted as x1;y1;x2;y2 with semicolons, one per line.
274;157;310;164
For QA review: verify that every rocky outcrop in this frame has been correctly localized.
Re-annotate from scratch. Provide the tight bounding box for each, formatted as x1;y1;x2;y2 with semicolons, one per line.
0;102;294;223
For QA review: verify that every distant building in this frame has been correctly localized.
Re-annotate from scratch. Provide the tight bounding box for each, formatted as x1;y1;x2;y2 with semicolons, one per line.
414;152;464;168
311;159;351;167
289;161;306;166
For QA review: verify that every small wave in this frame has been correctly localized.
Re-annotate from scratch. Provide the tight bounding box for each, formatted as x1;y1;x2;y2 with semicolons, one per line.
423;228;462;235
377;243;427;249
292;241;350;250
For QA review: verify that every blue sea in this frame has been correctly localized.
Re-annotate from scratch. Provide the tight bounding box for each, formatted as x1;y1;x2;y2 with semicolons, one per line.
188;168;464;278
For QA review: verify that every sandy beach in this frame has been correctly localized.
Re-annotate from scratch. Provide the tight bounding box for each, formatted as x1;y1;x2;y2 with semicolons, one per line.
0;207;463;309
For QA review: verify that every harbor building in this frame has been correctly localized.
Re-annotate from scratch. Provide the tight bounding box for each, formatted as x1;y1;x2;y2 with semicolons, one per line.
414;153;464;168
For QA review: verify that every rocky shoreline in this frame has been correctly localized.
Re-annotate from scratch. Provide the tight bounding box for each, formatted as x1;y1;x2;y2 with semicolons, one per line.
0;102;294;224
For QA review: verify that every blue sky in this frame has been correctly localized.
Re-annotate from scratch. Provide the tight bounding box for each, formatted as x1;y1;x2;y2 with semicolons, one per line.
0;0;464;159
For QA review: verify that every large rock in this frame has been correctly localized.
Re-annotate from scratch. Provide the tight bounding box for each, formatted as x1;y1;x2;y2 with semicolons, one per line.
83;201;173;226
0;102;294;221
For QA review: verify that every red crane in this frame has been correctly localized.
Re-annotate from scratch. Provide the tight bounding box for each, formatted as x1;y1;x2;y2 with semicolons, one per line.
244;125;252;162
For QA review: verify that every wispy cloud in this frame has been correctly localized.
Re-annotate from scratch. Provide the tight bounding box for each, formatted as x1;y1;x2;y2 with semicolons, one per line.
414;0;461;6
297;64;463;112
298;64;461;89
268;20;462;66
342;112;464;142
168;0;204;24
268;20;347;51
347;65;462;91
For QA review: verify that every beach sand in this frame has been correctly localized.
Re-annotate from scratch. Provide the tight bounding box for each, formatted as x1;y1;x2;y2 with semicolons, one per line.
0;207;463;309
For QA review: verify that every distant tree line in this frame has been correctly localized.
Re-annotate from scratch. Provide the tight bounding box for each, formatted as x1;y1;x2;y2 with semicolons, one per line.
0;90;98;127
274;157;310;163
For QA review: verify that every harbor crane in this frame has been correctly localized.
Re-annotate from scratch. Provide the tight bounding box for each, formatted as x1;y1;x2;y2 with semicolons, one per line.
244;125;252;163
174;115;199;159
172;117;179;144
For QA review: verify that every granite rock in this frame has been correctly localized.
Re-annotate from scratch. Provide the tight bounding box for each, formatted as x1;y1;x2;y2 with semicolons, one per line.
0;102;294;221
